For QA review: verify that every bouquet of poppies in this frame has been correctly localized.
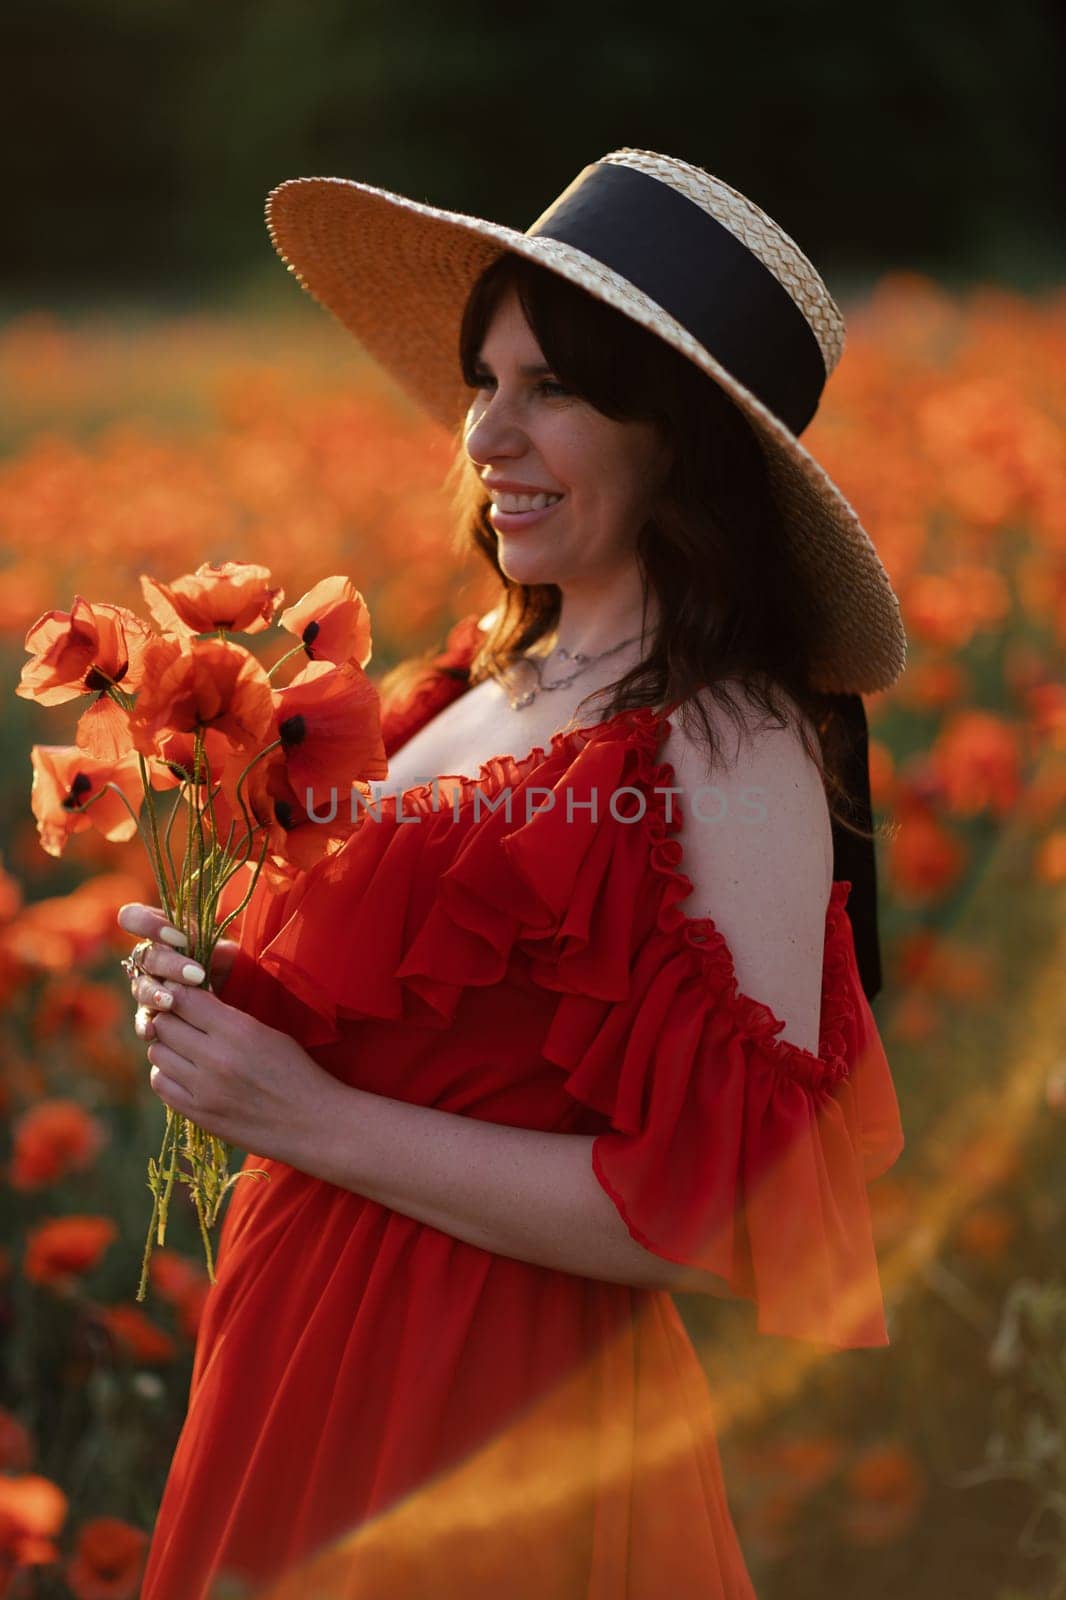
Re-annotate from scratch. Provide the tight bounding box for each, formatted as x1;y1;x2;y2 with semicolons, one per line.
17;561;388;1293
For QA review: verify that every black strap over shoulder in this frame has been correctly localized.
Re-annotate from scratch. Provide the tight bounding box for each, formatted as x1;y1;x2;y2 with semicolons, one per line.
825;693;883;1003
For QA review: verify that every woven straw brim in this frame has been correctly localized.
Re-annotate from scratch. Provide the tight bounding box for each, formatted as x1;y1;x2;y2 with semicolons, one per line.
266;174;907;696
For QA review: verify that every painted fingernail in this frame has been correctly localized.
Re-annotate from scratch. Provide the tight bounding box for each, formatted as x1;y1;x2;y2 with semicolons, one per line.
153;988;173;1008
181;962;206;983
159;926;188;948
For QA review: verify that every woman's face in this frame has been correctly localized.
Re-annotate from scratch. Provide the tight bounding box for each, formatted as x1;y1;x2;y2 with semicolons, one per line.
462;287;672;589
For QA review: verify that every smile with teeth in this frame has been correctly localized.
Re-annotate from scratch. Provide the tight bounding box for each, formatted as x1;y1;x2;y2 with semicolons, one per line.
492;491;564;512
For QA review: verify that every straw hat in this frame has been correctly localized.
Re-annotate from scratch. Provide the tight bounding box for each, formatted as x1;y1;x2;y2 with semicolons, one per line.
264;146;906;697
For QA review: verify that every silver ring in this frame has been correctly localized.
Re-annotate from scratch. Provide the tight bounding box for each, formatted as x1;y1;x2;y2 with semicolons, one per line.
120;937;154;981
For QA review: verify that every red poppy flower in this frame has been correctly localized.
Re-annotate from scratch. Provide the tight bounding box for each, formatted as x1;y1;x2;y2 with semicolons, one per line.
127;636;275;781
8;872;152;974
17;597;152;705
8;1099;109;1191
278;575;373;667
842;1443;926;1545
0;1474;67;1580
148;1249;208;1307
98;1304;177;1365
140;560;283;637
144;725;256;795
33;975;125;1044
0;854;23;922
213;741;358;873
17;597;154;761
23;1216;117;1287
30;746;143;859
273;658;388;810
65;1515;148;1600
210;741;289;855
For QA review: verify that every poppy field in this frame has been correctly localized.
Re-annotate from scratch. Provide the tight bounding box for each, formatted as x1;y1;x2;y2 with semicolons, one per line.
0;276;1064;1598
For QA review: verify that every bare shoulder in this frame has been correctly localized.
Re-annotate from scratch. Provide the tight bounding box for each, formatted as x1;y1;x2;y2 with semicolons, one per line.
660;680;833;1055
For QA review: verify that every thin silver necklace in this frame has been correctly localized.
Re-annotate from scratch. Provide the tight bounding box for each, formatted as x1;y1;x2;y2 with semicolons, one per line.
504;632;645;711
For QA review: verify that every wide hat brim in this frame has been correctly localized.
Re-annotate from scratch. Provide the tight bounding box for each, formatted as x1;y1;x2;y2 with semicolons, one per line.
265;170;907;696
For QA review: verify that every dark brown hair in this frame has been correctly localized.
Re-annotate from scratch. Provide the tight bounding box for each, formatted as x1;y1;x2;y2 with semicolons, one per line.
383;250;880;847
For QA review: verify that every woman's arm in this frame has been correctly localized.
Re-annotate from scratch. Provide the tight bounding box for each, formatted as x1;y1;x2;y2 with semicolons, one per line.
124;913;706;1292
290;1081;732;1297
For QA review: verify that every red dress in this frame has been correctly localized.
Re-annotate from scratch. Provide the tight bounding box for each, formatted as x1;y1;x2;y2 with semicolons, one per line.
141;615;904;1600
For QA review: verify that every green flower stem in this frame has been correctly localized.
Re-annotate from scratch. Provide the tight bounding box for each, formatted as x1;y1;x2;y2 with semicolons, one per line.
267;641;306;679
213;832;271;943
95;684;287;1295
106;686;177;923
160;786;184;895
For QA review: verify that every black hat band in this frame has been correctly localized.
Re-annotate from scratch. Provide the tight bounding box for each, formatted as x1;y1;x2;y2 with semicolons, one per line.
526;161;828;437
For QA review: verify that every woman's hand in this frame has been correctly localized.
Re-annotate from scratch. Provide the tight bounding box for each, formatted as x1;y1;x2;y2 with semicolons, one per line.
117;902;340;1162
117;903;239;1041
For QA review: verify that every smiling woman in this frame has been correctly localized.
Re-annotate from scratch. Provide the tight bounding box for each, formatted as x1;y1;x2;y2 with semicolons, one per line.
139;148;907;1600
465;285;672;561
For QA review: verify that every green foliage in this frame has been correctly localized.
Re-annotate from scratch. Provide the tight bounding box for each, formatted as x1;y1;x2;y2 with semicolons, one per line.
0;0;1062;301
957;1279;1066;1593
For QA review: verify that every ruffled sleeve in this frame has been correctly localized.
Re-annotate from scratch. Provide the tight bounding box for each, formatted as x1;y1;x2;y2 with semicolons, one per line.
531;727;906;1350
548;885;901;1346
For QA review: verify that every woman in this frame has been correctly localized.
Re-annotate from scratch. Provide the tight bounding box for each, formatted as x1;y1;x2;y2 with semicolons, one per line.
122;149;906;1598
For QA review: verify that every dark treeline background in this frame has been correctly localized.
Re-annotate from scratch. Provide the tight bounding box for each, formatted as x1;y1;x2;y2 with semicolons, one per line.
2;0;1063;306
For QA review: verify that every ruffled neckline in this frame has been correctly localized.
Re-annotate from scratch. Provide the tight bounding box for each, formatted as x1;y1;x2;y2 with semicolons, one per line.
376;701;664;816
378;682;856;1089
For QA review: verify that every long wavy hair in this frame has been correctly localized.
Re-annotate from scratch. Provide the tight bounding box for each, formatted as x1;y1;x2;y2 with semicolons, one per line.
381;250;880;847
